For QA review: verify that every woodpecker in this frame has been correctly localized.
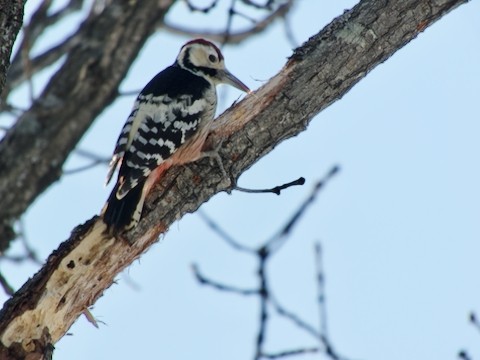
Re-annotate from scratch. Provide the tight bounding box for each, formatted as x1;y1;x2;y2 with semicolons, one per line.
101;39;250;234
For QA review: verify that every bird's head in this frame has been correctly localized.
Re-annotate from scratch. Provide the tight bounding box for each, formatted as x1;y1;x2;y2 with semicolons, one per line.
177;38;250;93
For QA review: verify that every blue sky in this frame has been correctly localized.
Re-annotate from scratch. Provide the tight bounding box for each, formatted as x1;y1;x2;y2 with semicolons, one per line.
1;1;480;359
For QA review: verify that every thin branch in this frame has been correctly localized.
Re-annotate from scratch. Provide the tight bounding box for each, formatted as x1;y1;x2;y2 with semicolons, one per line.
74;148;110;162
13;0;83;60
234;177;305;195
265;165;340;254
315;242;328;337
185;0;219;13
0;219;43;265
281;8;298;48
118;89;141;97
5;33;82;92
240;0;276;11
62;148;110;175
198;210;256;254
470;312;480;333
163;0;293;45
0;273;14;296
233;9;258;24
260;347;320;359
278;166;339;238
222;0;238;46
63;161;106;175
192;264;259;296
269;295;320;340
4;0;85;94
255;247;269;360
17;219;42;265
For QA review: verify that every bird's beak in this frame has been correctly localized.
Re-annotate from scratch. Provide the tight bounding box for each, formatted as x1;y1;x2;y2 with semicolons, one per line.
219;69;251;93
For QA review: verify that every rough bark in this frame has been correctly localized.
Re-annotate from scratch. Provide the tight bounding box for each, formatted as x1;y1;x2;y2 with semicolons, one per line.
0;0;25;97
0;0;468;358
0;0;176;250
0;0;26;248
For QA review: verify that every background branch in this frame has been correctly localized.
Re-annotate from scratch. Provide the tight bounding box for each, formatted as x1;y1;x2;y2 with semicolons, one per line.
1;0;85;104
0;1;177;250
163;0;292;44
193;167;343;359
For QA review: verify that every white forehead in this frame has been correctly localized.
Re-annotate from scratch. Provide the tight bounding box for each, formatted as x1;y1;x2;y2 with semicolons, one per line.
180;42;224;67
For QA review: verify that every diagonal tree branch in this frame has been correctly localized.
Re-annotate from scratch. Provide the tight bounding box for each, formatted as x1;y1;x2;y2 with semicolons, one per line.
0;0;468;358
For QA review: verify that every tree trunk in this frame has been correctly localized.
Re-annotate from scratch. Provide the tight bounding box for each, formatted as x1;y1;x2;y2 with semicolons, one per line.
0;0;25;249
0;0;25;96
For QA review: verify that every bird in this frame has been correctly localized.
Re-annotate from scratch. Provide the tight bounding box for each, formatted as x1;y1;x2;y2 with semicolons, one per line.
101;38;250;235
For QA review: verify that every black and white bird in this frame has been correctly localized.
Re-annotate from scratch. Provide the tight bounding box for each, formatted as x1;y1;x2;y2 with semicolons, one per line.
101;39;250;234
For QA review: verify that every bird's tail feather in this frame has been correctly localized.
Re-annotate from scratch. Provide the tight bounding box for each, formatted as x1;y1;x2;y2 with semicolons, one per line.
102;180;145;235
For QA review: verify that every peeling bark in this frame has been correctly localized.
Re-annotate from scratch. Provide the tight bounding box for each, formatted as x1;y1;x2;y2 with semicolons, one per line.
0;0;468;358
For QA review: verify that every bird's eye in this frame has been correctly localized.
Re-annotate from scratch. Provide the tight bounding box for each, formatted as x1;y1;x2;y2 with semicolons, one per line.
209;54;217;63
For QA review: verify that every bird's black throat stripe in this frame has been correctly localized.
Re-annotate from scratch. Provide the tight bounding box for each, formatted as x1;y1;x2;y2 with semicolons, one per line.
183;48;218;78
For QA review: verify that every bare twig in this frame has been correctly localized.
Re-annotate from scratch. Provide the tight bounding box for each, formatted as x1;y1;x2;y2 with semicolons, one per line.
198;210;256;254
118;89;141;97
0;219;42;264
0;218;42;265
185;0;219;13
63;161;105;175
233;9;258;24
163;0;293;45
255;246;269;360
269;294;320;339
265;165;339;254
5;33;82;92
281;8;298;48
17;219;42;265
192;264;259;296
0;273;14;296
470;312;480;333
235;177;305;195
315;242;328;336
3;0;85;99
222;0;238;45
240;0;276;11
74;148;109;162
260;347;319;359
62;148;110;175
